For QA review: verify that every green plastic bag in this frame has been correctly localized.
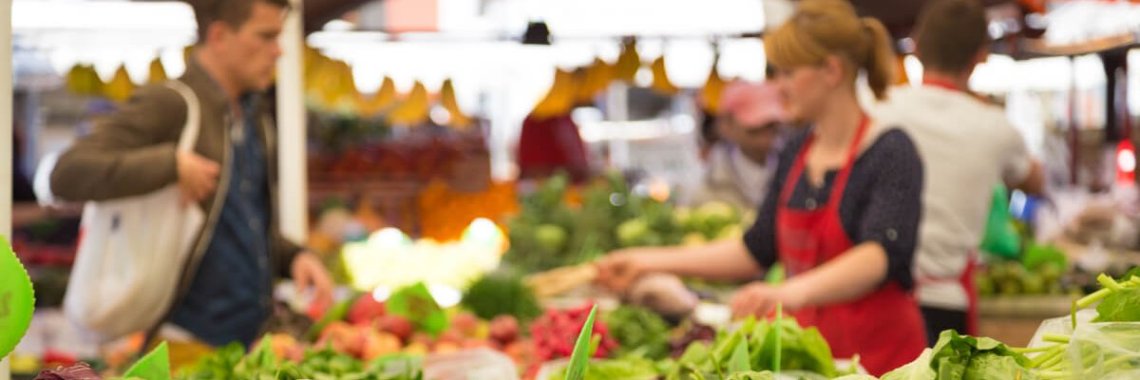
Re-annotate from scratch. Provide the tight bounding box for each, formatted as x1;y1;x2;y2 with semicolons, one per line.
979;185;1022;259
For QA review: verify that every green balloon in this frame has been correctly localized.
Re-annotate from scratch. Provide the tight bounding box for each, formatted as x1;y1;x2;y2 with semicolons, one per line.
0;235;35;358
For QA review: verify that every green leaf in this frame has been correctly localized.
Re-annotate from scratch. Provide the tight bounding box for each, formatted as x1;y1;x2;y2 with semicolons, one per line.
880;349;935;380
728;339;752;373
124;342;172;380
387;282;447;335
1094;287;1140;323
565;304;600;380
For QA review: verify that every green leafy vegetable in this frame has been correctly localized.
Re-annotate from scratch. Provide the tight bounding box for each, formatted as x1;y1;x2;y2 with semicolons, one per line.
386;282;447;336
604;305;672;360
927;330;1037;380
123;342;172;380
565;304;600;380
549;357;659;380
461;270;542;323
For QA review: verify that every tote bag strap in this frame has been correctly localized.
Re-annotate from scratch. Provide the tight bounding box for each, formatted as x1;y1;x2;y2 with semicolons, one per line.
138;80;204;352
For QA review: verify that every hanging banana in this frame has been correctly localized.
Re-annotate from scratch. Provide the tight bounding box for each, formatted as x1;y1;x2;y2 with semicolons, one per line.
532;69;578;119
614;39;641;83
147;56;168;85
441;79;474;130
649;56;680;96
387;81;431;126
104;65;137;103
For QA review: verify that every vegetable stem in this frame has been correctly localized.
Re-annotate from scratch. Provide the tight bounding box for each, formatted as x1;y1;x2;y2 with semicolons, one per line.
1043;334;1071;344
1013;345;1060;354
1075;288;1112;309
1097;274;1123;291
1029;345;1066;368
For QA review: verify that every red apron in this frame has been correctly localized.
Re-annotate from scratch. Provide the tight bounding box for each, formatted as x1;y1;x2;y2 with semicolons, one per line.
917;78;980;335
775;117;926;376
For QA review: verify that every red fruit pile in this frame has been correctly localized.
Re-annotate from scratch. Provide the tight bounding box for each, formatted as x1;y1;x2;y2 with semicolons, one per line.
529;305;617;362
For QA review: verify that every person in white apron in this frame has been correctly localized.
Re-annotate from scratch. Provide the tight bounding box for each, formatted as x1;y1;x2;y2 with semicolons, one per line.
872;0;1044;345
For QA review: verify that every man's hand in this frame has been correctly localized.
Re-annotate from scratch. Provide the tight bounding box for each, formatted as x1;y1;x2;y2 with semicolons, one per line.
177;150;220;203
292;252;335;313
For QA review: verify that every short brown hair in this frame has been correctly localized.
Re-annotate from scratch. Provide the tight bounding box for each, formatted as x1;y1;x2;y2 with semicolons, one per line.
190;0;290;42
914;0;989;73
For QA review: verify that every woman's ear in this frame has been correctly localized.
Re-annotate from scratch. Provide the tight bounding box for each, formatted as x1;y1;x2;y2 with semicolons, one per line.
821;55;847;87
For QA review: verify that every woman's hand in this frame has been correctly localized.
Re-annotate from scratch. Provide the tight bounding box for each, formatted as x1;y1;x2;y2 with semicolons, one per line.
729;282;807;319
594;247;666;293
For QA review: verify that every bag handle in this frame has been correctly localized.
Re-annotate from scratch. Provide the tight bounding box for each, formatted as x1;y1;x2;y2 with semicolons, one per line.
138;80;203;353
165;80;202;153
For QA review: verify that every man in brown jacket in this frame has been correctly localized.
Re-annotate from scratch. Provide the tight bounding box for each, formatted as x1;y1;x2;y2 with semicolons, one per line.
49;0;333;349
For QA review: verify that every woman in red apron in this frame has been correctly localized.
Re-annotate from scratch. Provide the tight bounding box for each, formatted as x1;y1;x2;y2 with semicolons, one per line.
596;0;926;375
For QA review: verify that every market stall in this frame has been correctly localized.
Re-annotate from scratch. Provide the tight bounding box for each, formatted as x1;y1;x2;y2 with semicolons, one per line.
5;0;1140;379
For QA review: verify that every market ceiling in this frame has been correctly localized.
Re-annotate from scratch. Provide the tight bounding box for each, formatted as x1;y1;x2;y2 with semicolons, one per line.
299;0;1026;38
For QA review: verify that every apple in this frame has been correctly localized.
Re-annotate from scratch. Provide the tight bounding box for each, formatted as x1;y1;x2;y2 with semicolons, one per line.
318;322;362;356
362;331;403;360
433;341;461;354
347;295;386;325
489;315;519;344
451;312;480;337
376;315;415;343
404;342;430;356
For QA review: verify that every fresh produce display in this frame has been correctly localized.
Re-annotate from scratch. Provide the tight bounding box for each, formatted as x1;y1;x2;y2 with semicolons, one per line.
668;322;719;358
662;317;840;379
604;306;672;360
178;338;423;380
878;330;1037;380
417;180;518;242
545;316;843;380
530;305;619;364
460;270;543;324
506;173;749;273
975;257;1070;297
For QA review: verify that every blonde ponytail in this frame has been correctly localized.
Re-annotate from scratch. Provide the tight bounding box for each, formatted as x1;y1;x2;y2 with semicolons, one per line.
860;17;896;100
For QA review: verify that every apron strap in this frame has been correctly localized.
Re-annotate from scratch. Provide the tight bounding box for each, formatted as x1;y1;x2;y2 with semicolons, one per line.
778;116;871;206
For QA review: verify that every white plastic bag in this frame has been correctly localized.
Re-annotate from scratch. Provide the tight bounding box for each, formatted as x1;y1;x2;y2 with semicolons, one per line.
61;81;206;341
1068;322;1140;380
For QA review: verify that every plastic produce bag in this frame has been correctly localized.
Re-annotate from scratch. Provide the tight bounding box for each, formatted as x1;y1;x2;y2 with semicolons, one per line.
423;348;519;380
1068;322;1140;380
980;185;1022;259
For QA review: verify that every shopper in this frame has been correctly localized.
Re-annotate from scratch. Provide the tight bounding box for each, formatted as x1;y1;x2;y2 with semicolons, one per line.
872;0;1045;345
47;0;333;352
595;0;926;375
689;82;786;209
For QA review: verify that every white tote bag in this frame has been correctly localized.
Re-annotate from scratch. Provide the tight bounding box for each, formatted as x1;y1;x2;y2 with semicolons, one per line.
61;81;208;341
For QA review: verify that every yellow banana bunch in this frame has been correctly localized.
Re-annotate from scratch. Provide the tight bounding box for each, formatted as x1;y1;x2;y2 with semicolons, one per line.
66;64;103;96
104;65;137;103
440;79;474;130
649;56;680;96
387;81;431;126
357;77;397;117
532;69;578;119
614;40;641;83
575;58;612;104
147;56;168;85
700;64;727;113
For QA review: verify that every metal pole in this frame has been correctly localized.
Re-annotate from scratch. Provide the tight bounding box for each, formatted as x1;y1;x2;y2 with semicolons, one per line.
277;0;308;243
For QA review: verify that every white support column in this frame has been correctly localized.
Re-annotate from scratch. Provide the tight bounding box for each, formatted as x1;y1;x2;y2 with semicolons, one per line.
277;0;308;243
1;0;14;377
